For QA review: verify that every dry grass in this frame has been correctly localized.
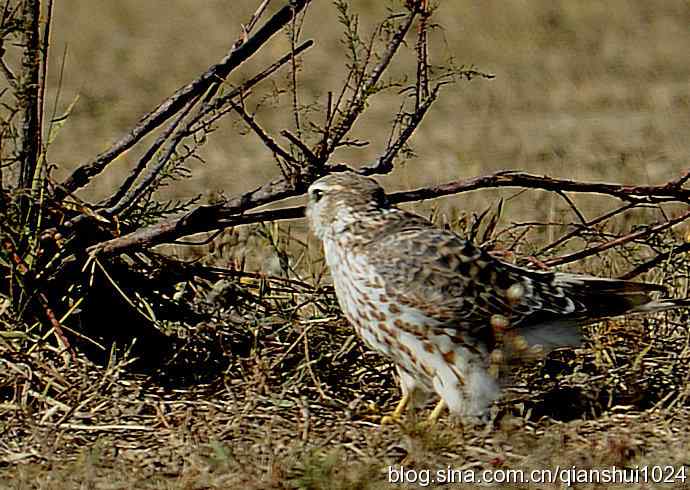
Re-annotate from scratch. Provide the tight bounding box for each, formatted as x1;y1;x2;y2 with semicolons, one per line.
3;0;690;488
3;262;690;488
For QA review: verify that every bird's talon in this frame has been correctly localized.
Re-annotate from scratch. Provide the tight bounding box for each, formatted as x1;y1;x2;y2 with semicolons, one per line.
427;399;446;424
380;393;411;426
380;414;402;426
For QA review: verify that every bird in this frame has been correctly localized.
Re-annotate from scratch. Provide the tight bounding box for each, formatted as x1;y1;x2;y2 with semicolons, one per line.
305;171;689;423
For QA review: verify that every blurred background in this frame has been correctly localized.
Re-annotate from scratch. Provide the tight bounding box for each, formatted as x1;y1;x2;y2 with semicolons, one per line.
47;1;690;230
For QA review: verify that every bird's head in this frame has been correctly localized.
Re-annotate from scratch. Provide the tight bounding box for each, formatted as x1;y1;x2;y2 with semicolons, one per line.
306;171;389;240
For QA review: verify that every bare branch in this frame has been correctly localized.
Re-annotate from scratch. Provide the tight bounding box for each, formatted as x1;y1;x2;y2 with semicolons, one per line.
360;84;440;175
56;0;310;199
108;94;203;216
88;173;313;256
387;170;690;204
192;39;314;132
88;168;690;259
101;95;201;212
243;0;272;36
281;129;317;163
555;190;588;225
230;99;297;166
0;45;17;89
38;0;54;160
325;9;418;156
542;209;690;268
669;169;690;189
414;0;430;105
536;203;637;256
108;40;313;208
619;242;690;280
288;2;306;139
17;0;41;190
57;39;315;234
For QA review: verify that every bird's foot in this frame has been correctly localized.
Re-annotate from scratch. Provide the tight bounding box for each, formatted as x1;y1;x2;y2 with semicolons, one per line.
380;413;404;426
426;399;447;425
380;393;410;426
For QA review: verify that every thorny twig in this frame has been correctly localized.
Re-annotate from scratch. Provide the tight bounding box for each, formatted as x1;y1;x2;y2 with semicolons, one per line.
536;203;638;256
57;38;315;233
323;8;418;159
56;25;316;243
55;0;311;199
87;3;436;255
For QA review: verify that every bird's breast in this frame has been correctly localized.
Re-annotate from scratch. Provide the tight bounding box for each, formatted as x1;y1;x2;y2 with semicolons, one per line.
324;241;438;354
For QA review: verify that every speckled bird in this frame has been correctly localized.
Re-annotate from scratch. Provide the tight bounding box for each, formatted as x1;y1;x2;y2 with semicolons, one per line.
306;171;688;422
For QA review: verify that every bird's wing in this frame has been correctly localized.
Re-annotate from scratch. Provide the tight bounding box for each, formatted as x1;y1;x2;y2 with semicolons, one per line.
366;218;559;325
365;214;667;344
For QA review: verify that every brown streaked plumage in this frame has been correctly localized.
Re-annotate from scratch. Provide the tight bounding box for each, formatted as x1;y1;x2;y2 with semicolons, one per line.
306;171;689;421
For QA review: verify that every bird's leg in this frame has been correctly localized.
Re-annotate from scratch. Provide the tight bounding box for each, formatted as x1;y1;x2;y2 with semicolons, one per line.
381;393;410;425
427;399;447;423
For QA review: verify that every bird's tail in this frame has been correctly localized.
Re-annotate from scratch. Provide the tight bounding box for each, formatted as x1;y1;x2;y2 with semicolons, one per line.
517;273;689;352
553;273;690;318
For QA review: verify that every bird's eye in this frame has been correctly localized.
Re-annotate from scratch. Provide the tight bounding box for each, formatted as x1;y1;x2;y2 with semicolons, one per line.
312;189;324;202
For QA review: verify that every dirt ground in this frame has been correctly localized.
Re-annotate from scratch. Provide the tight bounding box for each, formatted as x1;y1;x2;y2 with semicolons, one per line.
2;1;690;488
